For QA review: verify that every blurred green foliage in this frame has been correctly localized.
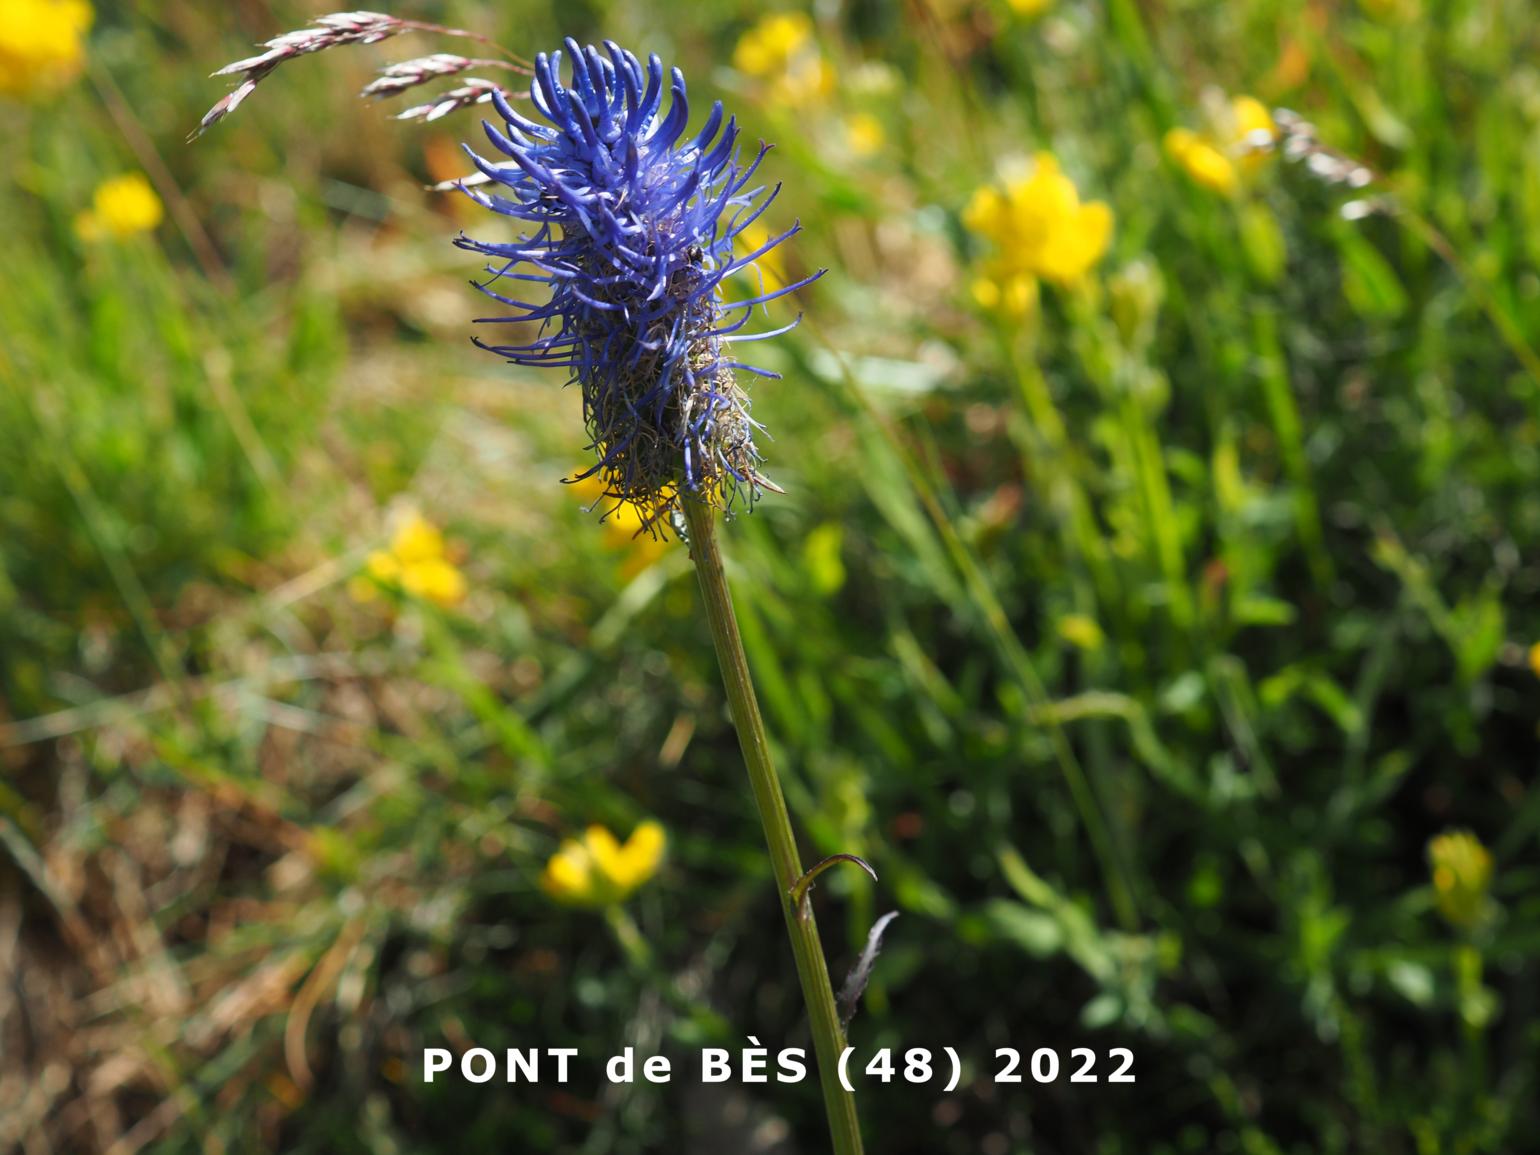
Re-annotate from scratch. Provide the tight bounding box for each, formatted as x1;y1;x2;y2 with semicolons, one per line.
2;1;1539;1153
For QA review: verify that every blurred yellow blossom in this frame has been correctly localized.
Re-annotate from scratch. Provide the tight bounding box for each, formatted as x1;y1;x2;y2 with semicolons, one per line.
1428;830;1493;931
1007;0;1054;15
732;12;832;107
970;272;1039;319
74;173;163;242
569;472;672;577
0;0;92;98
351;510;467;608
844;112;886;158
965;153;1112;310
541;821;666;907
1528;641;1540;678
735;218;789;291
1165;94;1277;197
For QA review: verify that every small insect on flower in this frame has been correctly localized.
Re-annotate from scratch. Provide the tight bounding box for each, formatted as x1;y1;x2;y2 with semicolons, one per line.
0;0;93;99
541;822;667;908
456;40;823;533
74;173;164;242
1427;829;1494;932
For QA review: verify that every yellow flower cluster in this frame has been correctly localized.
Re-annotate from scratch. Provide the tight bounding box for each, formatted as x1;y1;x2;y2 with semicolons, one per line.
843;111;885;159
352;511;467;608
74;173;163;242
0;0;92;98
1528;640;1540;679
1007;0;1054;15
732;12;832;108
1428;829;1493;931
541;822;666;907
964;153;1113;315
1164;95;1276;198
568;472;671;577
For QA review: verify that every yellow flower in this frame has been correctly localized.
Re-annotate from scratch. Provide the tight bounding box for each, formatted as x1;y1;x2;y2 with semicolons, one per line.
1528;641;1540;679
964;153;1112;296
541;822;666;907
569;471;672;576
1007;0;1053;15
389;512;448;567
74;173;163;242
352;510;467;608
734;218;789;291
970;272;1039;319
0;0;92;98
1428;830;1493;931
1166;94;1277;197
732;12;832;107
1164;128;1238;196
843;112;885;158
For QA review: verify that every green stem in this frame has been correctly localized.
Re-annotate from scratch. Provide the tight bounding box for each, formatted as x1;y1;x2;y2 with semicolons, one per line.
682;499;864;1155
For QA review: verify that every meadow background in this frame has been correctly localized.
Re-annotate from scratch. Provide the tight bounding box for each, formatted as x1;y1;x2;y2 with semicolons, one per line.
3;0;1539;1152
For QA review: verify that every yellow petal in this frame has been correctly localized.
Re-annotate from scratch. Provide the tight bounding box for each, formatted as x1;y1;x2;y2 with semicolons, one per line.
999;273;1040;318
365;551;401;582
1037;201;1113;284
1164;127;1199;161
1174;137;1239;196
84;173;163;239
617;821;666;888
962;186;1004;238
970;276;1002;310
567;471;608;502
391;512;446;565
541;842;597;904
1230;95;1276;143
0;0;93;98
400;558;466;607
584;825;627;891
844;112;885;158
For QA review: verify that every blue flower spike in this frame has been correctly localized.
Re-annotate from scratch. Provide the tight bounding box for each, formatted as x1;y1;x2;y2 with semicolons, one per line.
456;39;823;532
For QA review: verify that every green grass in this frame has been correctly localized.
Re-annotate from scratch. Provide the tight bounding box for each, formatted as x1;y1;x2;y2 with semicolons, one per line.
3;1;1539;1152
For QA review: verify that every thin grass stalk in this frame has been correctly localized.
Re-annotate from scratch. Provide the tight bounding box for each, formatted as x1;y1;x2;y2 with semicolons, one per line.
681;499;864;1155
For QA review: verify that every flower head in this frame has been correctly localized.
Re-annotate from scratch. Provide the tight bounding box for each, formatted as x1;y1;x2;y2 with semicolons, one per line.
731;13;832;108
457;40;820;532
541;821;666;907
0;0;92;98
1428;829;1493;931
74;173;163;242
351;510;467;608
964;152;1112;312
1165;94;1277;197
